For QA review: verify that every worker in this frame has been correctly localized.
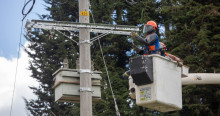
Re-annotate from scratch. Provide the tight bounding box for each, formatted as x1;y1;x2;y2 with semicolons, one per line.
123;21;183;79
123;21;159;79
131;21;160;55
159;42;167;56
159;42;183;66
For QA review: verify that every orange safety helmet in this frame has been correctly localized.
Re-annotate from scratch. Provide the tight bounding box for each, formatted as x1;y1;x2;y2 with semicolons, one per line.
146;21;158;30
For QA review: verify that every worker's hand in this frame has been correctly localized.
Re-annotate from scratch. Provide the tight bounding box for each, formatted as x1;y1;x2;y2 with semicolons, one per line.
133;44;140;53
131;32;139;37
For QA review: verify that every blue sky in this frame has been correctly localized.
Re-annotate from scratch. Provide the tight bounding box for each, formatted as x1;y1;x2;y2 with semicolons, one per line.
0;0;49;59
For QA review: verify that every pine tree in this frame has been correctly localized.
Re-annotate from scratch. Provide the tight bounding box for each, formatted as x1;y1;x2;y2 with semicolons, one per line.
24;0;80;115
89;0;133;115
90;0;162;115
161;0;220;115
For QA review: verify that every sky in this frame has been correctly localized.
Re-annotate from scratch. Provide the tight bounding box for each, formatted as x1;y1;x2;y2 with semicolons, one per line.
0;0;49;59
0;0;49;116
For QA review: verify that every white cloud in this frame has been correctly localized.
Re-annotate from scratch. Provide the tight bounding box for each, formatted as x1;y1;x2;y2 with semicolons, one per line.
0;42;39;116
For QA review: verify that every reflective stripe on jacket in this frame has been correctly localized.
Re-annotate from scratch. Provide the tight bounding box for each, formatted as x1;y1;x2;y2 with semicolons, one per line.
144;33;160;55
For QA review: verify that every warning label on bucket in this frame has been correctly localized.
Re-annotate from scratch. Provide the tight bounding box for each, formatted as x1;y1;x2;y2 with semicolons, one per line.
140;87;151;101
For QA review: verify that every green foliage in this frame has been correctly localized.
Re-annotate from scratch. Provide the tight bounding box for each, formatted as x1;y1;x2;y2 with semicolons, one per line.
25;28;79;115
24;0;80;115
162;0;220;116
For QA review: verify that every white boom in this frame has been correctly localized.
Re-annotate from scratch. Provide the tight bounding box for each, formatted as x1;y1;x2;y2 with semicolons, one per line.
182;73;220;85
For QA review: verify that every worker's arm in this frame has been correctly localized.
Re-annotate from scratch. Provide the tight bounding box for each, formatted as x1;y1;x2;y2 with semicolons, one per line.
145;33;157;45
168;54;180;61
131;32;157;45
133;46;144;55
131;32;147;44
132;42;144;55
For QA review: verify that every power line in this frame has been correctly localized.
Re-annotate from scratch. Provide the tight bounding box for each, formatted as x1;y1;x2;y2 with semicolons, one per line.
56;30;79;45
89;1;121;116
10;15;24;116
10;0;34;115
22;0;36;21
97;39;121;116
125;0;137;5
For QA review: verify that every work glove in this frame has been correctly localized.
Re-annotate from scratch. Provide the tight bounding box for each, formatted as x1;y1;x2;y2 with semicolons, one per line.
131;40;141;53
131;32;139;38
132;44;141;53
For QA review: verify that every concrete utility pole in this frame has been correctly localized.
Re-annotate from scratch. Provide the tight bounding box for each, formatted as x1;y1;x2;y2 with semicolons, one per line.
78;0;92;116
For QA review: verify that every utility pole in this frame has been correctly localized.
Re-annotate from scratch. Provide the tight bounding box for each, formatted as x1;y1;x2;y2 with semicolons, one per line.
78;0;92;116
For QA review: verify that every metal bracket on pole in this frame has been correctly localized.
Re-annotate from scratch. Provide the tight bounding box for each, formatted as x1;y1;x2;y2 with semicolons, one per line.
79;40;91;44
78;69;93;74
79;87;94;93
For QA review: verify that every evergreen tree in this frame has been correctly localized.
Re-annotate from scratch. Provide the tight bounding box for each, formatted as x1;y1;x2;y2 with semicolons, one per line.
24;0;80;115
90;0;163;115
161;0;220;115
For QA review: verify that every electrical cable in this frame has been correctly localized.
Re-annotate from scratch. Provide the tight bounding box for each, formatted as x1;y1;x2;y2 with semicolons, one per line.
89;1;116;44
90;33;110;43
22;0;36;21
126;0;137;5
10;0;28;115
56;30;79;45
98;39;121;116
89;1;121;116
10;22;24;116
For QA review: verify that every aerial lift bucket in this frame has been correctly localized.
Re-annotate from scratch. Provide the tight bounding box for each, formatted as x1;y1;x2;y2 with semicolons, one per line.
129;54;188;112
